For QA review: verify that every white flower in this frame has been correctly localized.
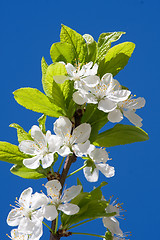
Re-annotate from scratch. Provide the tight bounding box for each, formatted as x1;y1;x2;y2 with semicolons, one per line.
7;188;48;239
73;73;131;111
108;97;146;127
19;125;60;169
52;116;91;157
53;62;99;86
103;201;123;237
43;180;82;221
83;145;115;182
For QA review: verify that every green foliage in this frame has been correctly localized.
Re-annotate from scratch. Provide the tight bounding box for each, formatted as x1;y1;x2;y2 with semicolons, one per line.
98;42;135;77
60;24;88;64
9;123;32;143
13;87;64;117
61;182;114;228
38;115;46;133
93;124;149;147
83;34;97;63
97;31;125;63
81;104;109;142
0;142;31;164
10;164;46;179
50;42;76;64
41;57;48;86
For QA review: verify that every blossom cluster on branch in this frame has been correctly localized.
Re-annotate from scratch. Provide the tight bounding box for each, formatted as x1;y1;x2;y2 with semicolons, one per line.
0;25;148;240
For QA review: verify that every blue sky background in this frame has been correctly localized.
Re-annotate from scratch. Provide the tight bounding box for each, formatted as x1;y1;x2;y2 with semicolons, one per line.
0;0;159;239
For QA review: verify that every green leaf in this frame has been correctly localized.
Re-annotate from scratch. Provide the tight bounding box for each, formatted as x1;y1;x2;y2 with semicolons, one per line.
38;115;46;133
9;123;32;143
0;142;31;164
66;98;76;119
77;177;83;191
90;181;108;200
13;88;64;117
81;104;109;142
43;62;67;99
98;42;135;77
41;57;48;88
83;34;97;63
60;24;88;63
97;32;125;62
10;164;46;179
93;124;149;147
50;42;76;64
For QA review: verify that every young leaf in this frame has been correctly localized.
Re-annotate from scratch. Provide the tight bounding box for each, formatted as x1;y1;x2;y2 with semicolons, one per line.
38;115;46;133
60;24;88;63
83;34;97;63
0;142;31;164
97;32;125;63
10;164;46;179
93;124;149;147
9;123;32;143
50;42;76;64
98;42;135;77
41;57;48;87
13;88;64;117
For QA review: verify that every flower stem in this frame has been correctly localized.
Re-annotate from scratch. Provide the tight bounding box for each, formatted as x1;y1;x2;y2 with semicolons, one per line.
54;216;58;234
43;221;54;234
84;105;97;123
67;164;86;178
72;232;104;238
58;157;65;173
68;219;94;230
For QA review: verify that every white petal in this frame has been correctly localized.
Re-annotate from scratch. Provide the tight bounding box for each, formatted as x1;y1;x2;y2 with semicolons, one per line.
73;91;87;105
54;116;72;138
72;140;90;157
18;217;34;234
61;185;82;203
109;90;131;102
19;187;33;208
58;146;72;157
45;179;62;197
121;97;146;110
31;192;48;209
83;166;99;182
7;209;23;226
19;140;39;155
106;204;120;216
72;123;91;144
98;99;117;113
43;205;58;221
48;135;63;152
31;125;46;147
90;148;108;163
23;155;41;169
58;203;80;215
96;163;115;178
108;109;123;123
103;217;123;236
83;75;100;87
41;153;54;168
66;63;76;76
53;75;69;84
123;110;143;127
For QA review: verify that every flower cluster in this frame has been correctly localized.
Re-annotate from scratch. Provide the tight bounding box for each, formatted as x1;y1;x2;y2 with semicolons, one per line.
7;180;82;240
56;62;145;128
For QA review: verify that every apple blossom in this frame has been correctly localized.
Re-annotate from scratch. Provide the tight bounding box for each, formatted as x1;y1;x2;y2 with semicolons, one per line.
83;145;115;182
103;201;123;237
7;187;48;239
7;229;29;240
52;116;91;157
107;97;146;127
19;125;61;169
43;180;82;221
73;73;131;112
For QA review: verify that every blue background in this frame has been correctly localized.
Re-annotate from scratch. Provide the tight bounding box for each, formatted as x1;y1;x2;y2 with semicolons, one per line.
0;0;159;239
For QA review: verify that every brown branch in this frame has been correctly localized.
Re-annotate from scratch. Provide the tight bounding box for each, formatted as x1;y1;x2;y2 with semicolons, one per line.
49;108;84;240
